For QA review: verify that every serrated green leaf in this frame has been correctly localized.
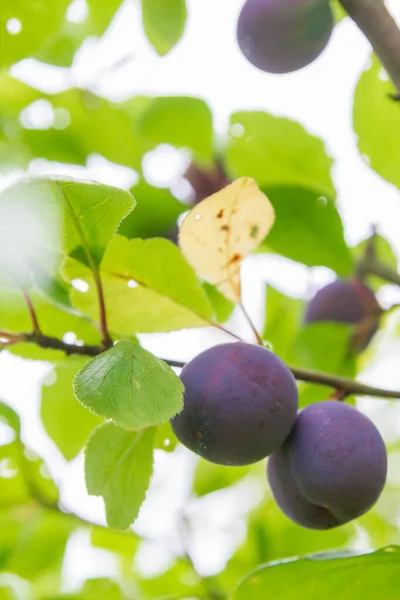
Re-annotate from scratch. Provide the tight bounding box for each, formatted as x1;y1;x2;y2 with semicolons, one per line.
41;359;102;461
85;422;155;529
62;235;213;333
263;286;303;364
141;0;187;56
0;1;70;69
262;187;354;276
140;97;214;163
74;340;183;429
227;112;335;197
233;547;400;600
0;178;135;296
354;55;400;189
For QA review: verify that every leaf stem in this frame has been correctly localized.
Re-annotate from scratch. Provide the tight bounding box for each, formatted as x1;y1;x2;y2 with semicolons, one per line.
239;302;263;345
23;292;41;335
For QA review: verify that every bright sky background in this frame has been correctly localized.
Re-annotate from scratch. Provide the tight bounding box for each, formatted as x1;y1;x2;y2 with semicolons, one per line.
2;0;400;589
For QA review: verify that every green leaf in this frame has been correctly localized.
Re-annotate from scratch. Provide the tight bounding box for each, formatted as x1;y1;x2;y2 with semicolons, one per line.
62;235;213;333
154;421;178;453
41;359;102;461
262;187;354;276
263;286;303;364
0;177;135;272
0;289;101;362
140;97;214;163
202;283;236;324
85;422;155;529
141;0;187;56
74;340;184;430
193;461;257;497
227;112;335;197
91;527;139;558
36;0;125;67
0;1;70;69
4;510;73;581
22;91;148;170
353;234;398;291
233;547;400;600
119;181;185;239
0;401;21;437
295;323;356;378
331;0;348;23
354;55;400;189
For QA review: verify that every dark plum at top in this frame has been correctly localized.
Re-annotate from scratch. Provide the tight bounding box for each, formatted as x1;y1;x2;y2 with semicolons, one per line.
237;0;334;74
304;279;381;350
268;401;387;529
171;342;298;466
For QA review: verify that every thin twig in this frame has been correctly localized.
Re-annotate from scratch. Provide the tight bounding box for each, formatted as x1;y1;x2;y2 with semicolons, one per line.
340;0;400;95
22;292;41;335
239;302;263;345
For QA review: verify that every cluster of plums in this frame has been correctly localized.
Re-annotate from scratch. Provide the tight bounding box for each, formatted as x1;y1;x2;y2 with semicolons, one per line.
172;279;388;529
237;0;335;74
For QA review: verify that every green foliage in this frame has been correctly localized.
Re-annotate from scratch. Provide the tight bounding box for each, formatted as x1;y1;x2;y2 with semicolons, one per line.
74;340;183;429
36;0;125;67
85;422;155;529
119;182;185;239
140;97;214;163
353;233;398;290
0;4;398;598
202;282;236;323
0;1;70;68
226;112;335;197
263;286;303;364
263;187;354;275
63;236;213;333
141;0;187;56
354;55;400;189
233;547;400;599
295;323;356;377
41;359;102;460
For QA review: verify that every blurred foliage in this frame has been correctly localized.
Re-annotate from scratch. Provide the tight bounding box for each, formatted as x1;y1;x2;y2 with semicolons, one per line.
0;1;399;598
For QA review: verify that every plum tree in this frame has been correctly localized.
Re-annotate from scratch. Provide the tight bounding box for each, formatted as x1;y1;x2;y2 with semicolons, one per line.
171;342;298;466
304;279;382;350
267;401;387;529
237;0;334;74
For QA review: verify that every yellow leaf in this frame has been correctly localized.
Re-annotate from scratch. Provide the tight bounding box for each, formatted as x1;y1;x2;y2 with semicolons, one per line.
179;177;275;302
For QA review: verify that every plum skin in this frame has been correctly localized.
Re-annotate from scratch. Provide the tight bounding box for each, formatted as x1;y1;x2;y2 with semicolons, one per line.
171;342;298;466
304;279;381;350
237;0;334;74
267;401;387;529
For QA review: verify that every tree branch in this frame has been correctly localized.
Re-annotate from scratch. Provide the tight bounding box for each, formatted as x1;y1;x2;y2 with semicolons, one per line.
340;0;400;95
0;329;399;400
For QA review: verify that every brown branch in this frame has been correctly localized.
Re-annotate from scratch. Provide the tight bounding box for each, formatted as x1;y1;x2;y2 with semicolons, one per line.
0;330;399;400
339;0;400;95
